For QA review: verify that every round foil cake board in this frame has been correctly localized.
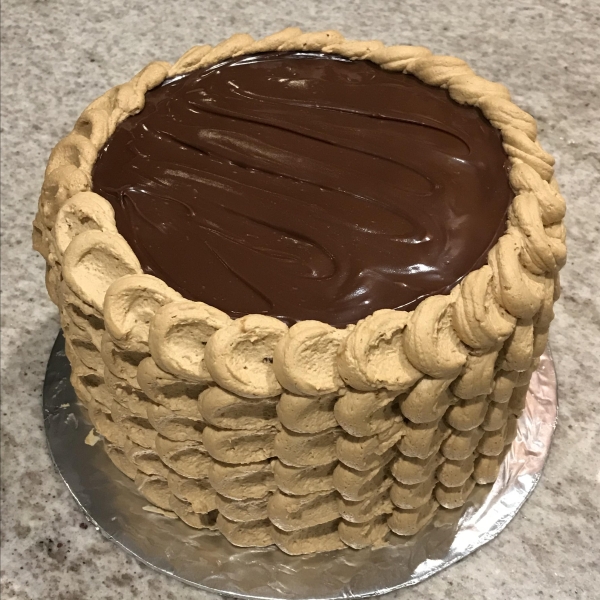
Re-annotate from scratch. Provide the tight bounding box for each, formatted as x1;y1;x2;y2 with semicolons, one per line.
43;332;558;599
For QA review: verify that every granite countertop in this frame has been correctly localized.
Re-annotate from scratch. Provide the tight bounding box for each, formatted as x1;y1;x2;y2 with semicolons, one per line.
2;0;599;598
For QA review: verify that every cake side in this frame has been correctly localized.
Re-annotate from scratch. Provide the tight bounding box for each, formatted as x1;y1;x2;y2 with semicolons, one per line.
32;28;566;554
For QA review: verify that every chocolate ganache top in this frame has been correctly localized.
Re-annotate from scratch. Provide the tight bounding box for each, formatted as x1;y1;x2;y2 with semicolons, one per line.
92;52;513;327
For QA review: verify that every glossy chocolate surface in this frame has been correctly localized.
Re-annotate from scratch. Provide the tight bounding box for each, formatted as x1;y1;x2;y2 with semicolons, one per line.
92;52;513;326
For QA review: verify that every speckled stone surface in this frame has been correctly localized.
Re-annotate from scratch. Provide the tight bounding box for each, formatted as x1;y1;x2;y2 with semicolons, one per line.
1;0;599;598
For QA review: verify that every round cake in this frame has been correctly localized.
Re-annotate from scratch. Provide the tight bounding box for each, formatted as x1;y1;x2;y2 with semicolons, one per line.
33;28;566;555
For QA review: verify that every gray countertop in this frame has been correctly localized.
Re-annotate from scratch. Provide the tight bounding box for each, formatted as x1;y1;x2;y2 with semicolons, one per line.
2;1;599;598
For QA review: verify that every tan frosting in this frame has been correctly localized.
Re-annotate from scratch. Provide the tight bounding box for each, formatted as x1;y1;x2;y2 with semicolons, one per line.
451;349;499;400
208;460;275;500
338;515;390;549
390;475;437;509
44;263;60;304
105;369;153;417
333;463;390;502
217;514;273;548
517;363;538;386
509;192;566;275
104;441;137;480
146;403;204;442
273;460;336;495
101;332;144;389
388;500;438;536
337;479;393;523
203;425;277;464
435;477;476;509
337;423;404;471
334;389;400;437
489;370;520;403
53;192;117;259
60;276;103;318
142;506;177;519
134;472;171;511
63;320;101;365
500;318;535;371
61;287;104;350
167;44;213;77
437;455;476;487
167;470;217;514
478;417;518;456
535;275;556;330
533;328;549;358
70;335;104;372
337;309;421;392
103;275;181;355
68;368;94;409
62;230;142;313
34;28;566;554
482;400;511;431
63;307;104;350
488;231;545;320
403;294;468;379
169;495;218;530
399;377;455;424
199;386;278;430
399;420;450;459
36;163;90;231
154;435;211;478
137;357;204;415
271;519;345;555
276;392;337;433
275;426;339;467
442;428;484;461
268;490;340;531
509;385;529;416
445;396;489;431
449;75;511;110
149;301;231;383
74;371;112;410
273;321;347;396
216;494;269;522
278;29;345;53
473;449;509;484
110;401;156;449
205;315;287;398
478;96;535;140
88;400;126;447
501;130;554;182
509;162;565;224
452;266;516;350
124;438;169;478
64;334;91;369
391;452;444;486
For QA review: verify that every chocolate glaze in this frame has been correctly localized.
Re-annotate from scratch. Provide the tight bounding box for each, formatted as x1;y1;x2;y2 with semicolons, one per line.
92;52;513;327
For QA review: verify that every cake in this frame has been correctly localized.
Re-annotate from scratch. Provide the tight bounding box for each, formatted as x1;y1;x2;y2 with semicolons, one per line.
32;28;566;555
